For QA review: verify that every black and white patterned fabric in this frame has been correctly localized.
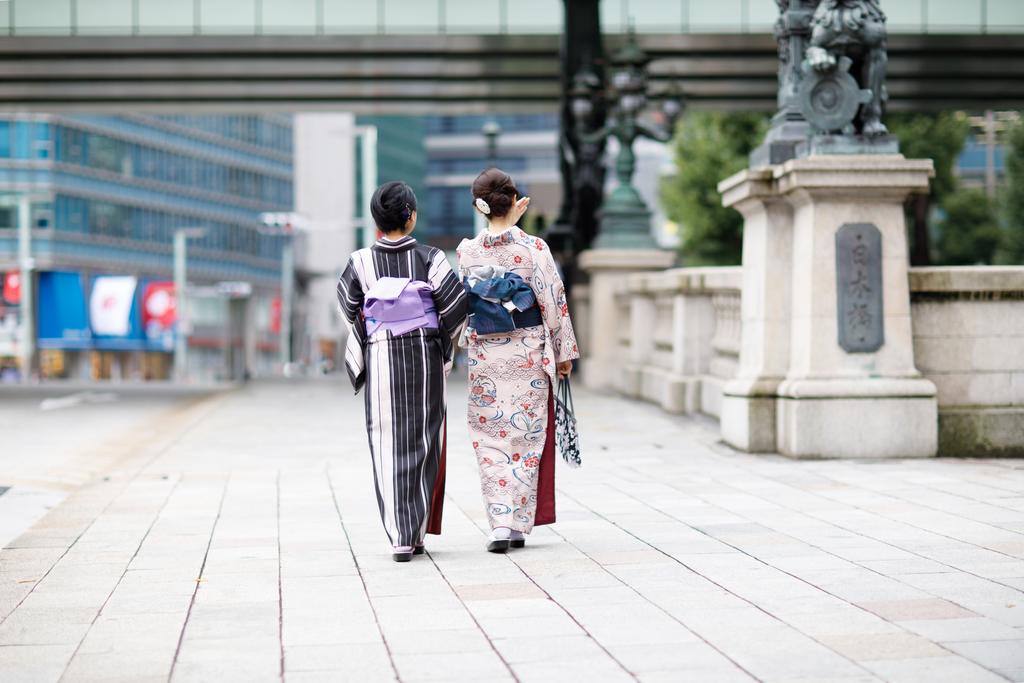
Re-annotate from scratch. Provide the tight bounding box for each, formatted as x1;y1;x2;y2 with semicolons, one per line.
337;235;468;546
554;378;582;468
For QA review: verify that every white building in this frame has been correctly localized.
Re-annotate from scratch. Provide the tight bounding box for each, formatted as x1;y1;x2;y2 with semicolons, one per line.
292;113;360;373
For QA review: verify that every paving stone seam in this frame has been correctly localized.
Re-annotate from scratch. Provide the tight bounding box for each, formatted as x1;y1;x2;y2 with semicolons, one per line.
747;464;1024;592
445;494;641;682
57;474;185;683
922;461;1024;494
167;474;231;683
605;482;974;679
828;458;1024;516
557;487;884;680
420;545;521;681
275;470;284;683
0;391;232;626
6;389;234;495
820;460;1024;546
804;460;1024;541
613;466;1021;679
325;466;400;682
627;440;1024;597
664;449;1021;572
541;518;762;682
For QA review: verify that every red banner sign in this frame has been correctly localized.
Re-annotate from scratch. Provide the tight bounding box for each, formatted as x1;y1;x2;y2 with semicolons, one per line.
270;296;282;334
142;281;176;330
2;272;20;305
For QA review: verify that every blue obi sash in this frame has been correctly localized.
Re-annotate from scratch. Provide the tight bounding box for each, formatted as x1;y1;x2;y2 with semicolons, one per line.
463;270;540;335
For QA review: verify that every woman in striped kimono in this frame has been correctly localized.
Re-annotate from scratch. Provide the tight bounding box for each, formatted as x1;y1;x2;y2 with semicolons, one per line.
338;181;468;562
457;168;579;553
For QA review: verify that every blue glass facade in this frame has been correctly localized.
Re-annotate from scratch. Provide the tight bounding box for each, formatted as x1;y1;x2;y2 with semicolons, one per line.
957;138;1007;183
0;113;293;380
424;113;557;248
354;115;428;241
350;113;559;251
424;114;558;136
0;114;293;283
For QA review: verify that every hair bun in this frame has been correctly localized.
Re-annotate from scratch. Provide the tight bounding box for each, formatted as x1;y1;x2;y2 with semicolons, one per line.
471;167;519;220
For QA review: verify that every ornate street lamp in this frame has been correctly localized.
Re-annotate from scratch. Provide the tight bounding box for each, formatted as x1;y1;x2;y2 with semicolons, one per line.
482;119;502;164
574;32;684;250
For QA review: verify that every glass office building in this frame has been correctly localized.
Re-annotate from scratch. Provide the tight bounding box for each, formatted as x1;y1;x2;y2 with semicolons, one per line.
346;113;560;252
0;113;294;381
354;115;428;247
424;113;560;251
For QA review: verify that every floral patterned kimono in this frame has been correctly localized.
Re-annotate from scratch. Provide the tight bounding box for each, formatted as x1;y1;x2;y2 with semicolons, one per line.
457;227;579;533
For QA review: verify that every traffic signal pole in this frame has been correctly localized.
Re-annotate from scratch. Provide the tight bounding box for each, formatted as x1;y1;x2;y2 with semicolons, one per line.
17;196;34;383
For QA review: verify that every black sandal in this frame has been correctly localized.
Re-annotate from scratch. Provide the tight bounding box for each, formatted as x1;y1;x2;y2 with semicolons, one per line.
487;539;510;553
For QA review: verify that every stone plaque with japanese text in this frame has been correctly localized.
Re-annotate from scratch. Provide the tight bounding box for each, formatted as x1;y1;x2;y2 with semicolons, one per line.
835;223;884;353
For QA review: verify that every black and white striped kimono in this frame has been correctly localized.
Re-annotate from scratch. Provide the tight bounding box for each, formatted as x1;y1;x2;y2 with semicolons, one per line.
337;235;468;547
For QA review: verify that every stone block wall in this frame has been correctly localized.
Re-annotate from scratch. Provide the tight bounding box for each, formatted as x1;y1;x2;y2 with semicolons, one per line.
910;267;1024;456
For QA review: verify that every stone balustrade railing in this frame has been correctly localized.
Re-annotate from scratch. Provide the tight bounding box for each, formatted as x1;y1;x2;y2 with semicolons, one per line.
607;264;1024;455
614;267;741;417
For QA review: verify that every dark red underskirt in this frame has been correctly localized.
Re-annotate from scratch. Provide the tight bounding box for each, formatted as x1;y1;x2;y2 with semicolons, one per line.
428;383;557;535
426;417;446;536
534;383;557;527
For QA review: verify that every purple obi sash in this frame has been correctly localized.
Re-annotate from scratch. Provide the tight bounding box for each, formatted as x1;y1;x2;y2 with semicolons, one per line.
363;277;439;336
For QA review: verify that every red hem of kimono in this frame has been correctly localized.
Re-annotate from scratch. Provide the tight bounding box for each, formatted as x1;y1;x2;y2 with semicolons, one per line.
534;383;557;527
426;417;446;535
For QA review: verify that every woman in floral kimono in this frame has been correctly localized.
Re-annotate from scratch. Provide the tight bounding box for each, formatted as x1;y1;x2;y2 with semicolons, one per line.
457;168;579;553
338;181;468;562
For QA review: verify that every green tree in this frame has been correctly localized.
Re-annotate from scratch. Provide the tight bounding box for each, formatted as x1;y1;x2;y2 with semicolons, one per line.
998;120;1024;264
660;112;768;266
935;188;1001;265
887;112;971;265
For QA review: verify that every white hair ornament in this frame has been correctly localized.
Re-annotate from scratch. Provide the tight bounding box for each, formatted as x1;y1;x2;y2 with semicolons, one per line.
474;197;491;215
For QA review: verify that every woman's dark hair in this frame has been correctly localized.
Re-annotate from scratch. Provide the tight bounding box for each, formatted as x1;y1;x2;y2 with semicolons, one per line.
370;181;417;234
472;167;519;219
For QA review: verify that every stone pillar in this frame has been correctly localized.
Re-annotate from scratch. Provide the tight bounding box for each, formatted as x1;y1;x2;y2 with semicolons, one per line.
774;155;938;458
578;248;675;391
718;168;793;452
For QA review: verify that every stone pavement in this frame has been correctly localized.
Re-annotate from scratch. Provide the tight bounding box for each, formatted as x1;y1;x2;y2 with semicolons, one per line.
2;378;1024;682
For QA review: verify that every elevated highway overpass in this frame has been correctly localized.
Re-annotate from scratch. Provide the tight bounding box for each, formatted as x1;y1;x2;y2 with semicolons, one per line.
0;0;1022;112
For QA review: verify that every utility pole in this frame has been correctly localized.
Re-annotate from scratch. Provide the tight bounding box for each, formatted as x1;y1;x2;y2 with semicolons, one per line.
173;227;206;383
259;212;308;376
279;234;294;370
17;195;34;383
984;109;997;200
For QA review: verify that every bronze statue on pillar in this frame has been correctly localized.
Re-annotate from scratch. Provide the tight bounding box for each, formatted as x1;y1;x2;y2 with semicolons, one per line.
804;0;889;136
795;0;898;155
749;0;820;167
